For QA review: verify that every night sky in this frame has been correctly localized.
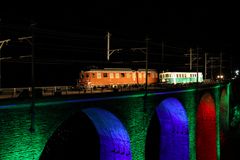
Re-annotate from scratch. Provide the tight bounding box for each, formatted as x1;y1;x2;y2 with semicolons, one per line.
0;6;239;87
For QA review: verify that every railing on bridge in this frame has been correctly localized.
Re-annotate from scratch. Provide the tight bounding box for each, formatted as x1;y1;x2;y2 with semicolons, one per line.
0;85;146;99
0;80;227;100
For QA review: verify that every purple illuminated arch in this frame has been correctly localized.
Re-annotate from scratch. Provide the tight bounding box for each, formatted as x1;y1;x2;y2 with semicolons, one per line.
156;97;189;160
82;108;132;160
196;93;217;160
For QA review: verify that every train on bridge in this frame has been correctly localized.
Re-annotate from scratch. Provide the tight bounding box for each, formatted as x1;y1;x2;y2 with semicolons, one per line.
77;68;203;89
159;71;203;84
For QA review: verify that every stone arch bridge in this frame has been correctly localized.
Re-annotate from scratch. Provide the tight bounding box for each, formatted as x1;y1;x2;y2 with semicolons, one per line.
0;81;239;160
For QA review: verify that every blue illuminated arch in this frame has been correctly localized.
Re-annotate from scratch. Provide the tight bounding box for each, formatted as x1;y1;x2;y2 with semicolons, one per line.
82;108;132;160
156;97;189;160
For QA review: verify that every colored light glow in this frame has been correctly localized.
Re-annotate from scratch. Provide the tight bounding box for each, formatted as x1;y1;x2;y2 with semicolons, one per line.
2;84;222;110
156;97;189;160
82;108;132;160
149;88;197;96
0;84;224;160
220;88;230;146
0;103;17;109
0;94;145;110
196;93;217;160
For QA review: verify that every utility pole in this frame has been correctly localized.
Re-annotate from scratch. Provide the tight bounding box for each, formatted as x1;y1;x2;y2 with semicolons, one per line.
0;39;10;89
161;40;164;71
190;48;192;70
106;32;111;61
145;37;149;96
211;58;213;80
205;52;207;79
18;32;34;132
209;56;220;80
220;51;222;77
30;26;35;133
184;48;200;71
105;32;122;61
197;47;199;84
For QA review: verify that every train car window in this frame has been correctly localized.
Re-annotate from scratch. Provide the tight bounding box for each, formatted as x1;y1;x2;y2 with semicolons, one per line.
121;73;125;78
116;73;119;79
160;74;162;79
139;73;142;78
92;73;95;78
110;73;114;78
97;73;101;79
103;73;108;78
148;73;151;77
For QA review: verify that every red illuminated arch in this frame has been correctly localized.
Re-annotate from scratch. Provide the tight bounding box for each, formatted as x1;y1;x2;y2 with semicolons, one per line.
196;93;217;160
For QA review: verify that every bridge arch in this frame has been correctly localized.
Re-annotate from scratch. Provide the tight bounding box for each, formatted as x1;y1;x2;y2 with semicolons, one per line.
196;93;217;160
146;97;189;160
40;108;131;160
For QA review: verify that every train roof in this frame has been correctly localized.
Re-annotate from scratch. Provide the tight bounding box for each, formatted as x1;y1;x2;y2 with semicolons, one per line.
138;69;157;71
160;71;203;74
87;68;133;71
84;68;157;72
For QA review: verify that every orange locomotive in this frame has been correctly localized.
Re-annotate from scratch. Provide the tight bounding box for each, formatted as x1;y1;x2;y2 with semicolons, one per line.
78;68;158;89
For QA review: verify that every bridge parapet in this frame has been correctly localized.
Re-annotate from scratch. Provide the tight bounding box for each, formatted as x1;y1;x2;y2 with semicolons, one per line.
0;82;235;160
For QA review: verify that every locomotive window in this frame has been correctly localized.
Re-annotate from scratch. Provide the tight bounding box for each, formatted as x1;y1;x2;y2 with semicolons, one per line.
121;73;125;78
133;73;136;79
110;73;114;78
139;73;142;78
116;73;119;78
151;73;154;78
92;73;95;78
97;73;101;79
103;73;108;77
